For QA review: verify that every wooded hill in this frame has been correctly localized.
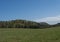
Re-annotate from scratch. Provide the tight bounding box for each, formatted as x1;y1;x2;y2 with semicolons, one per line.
0;19;50;28
0;19;60;28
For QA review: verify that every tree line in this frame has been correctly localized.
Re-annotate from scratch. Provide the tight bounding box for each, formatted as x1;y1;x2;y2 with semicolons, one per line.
0;19;60;28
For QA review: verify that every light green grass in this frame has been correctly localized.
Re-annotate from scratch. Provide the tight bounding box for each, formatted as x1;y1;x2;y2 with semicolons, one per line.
0;27;60;42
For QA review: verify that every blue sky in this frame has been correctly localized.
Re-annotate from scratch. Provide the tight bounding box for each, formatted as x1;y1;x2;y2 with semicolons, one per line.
0;0;60;24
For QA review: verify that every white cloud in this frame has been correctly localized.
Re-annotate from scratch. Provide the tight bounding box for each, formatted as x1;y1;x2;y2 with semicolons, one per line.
34;15;60;24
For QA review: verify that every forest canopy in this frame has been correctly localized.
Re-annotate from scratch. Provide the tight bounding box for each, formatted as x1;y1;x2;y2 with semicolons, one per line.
0;19;60;28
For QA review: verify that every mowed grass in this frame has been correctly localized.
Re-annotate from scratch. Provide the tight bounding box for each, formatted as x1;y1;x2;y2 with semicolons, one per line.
0;27;60;42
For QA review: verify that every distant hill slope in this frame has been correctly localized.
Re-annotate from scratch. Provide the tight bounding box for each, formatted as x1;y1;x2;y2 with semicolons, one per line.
0;19;50;28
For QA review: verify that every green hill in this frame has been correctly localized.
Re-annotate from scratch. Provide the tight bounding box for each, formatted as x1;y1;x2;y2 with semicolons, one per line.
0;19;50;28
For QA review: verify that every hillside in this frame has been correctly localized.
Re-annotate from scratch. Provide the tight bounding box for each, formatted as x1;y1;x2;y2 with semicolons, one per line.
0;19;50;28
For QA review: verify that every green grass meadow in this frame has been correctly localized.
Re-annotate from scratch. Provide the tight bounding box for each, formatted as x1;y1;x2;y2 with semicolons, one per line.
0;27;60;42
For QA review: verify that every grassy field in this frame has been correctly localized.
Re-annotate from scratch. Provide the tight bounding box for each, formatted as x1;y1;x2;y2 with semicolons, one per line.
0;27;60;42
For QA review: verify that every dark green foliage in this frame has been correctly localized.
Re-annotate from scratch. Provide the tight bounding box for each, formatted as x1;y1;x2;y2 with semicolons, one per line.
0;19;56;28
52;23;60;27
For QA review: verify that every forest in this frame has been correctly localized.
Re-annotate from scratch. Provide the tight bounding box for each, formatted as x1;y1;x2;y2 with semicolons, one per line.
0;19;60;28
